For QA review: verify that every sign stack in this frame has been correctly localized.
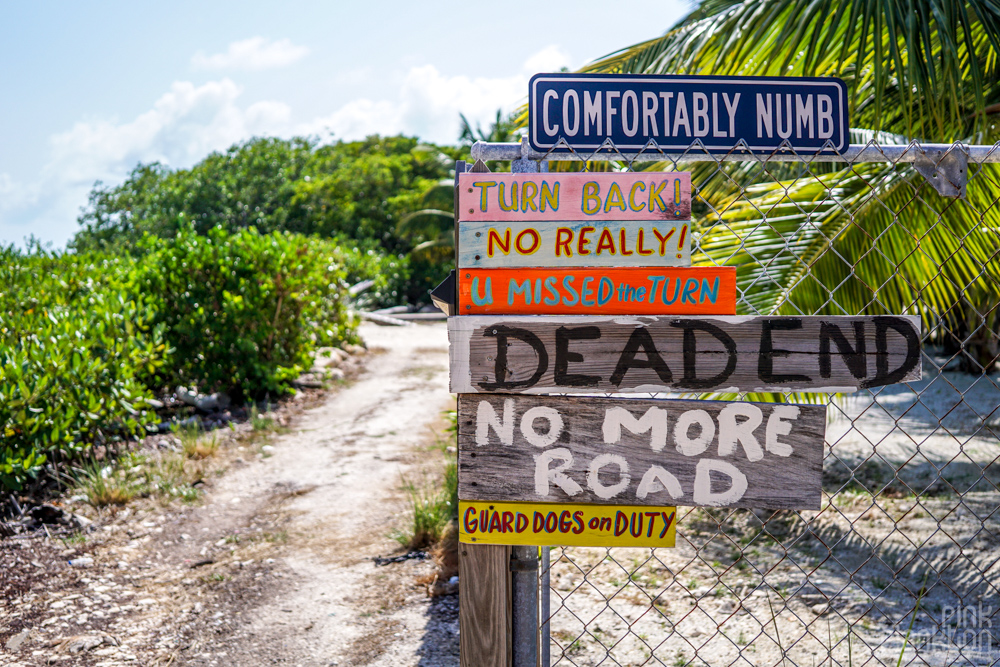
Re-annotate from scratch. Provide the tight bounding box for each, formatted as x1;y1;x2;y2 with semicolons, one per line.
446;72;921;663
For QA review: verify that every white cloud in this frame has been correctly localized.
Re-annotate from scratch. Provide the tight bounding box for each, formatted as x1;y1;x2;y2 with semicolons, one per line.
0;45;574;246
305;45;573;144
1;79;294;246
46;79;291;189
524;45;573;74
192;37;309;71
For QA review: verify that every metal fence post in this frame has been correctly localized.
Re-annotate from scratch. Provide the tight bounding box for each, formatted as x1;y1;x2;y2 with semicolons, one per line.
539;547;550;667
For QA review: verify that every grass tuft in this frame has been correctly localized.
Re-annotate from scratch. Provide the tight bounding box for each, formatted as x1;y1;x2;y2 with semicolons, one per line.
173;422;220;460
250;404;274;431
394;460;457;550
76;461;137;507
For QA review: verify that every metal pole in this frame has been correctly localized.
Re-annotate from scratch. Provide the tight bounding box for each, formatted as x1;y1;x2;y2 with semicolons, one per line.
539;547;550;667
511;545;539;667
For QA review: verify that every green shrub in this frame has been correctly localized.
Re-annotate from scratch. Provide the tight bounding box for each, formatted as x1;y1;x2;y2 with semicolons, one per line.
136;226;357;400
0;247;166;491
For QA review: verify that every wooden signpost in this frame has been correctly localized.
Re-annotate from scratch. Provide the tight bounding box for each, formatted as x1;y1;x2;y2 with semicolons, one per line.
457;267;736;315
458;394;825;511
460;500;677;547
458;219;691;268
450;314;921;394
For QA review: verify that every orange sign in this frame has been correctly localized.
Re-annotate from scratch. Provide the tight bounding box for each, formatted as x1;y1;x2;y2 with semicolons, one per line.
458;267;736;315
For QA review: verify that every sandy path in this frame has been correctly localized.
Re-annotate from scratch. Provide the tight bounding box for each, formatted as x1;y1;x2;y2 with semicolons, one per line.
219;321;457;666
1;322;459;667
1;321;459;667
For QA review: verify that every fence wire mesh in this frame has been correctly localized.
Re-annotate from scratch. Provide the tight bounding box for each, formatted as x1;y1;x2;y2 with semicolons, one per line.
478;139;1000;666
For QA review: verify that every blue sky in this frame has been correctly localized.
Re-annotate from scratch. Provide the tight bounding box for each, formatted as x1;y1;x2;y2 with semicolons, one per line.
0;0;687;247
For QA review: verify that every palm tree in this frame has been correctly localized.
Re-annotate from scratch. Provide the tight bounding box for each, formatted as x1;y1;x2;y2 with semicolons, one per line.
399;109;523;256
538;1;1000;372
396;179;454;255
460;109;520;146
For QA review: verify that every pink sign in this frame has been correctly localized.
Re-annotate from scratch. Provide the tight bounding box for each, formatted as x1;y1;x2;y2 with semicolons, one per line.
458;172;691;222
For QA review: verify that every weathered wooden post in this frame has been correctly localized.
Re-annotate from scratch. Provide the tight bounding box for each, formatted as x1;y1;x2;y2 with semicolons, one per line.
457;158;512;667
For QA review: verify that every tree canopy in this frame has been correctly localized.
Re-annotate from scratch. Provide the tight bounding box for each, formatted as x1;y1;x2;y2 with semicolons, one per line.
71;135;461;255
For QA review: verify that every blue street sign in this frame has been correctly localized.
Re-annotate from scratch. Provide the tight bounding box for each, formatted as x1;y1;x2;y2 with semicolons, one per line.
529;73;849;155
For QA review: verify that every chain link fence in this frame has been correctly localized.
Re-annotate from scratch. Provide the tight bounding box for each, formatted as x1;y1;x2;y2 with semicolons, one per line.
473;138;1000;666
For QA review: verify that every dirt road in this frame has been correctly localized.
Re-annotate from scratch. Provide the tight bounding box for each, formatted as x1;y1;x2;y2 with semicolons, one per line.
1;322;458;667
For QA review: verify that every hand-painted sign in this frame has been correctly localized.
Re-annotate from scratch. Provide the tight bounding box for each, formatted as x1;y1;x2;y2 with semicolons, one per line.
529;73;849;155
459;500;677;547
449;314;922;394
458;172;691;222
458;220;691;268
458;267;735;316
458;394;825;510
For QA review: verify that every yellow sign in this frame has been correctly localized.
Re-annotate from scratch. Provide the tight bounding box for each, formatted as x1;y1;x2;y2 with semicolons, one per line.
459;501;676;548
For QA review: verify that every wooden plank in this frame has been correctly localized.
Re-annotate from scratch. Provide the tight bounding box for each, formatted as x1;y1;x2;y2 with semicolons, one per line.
457;267;736;316
457;219;691;268
459;543;511;667
449;314;922;394
458;394;826;510
458;172;691;222
460;500;677;547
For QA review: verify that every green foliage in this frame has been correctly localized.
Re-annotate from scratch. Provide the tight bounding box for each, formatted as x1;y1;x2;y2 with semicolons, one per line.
576;0;1000;141
290;137;457;254
459;109;521;145
0;247;165;490
336;242;412;310
136;226;357;400
72;134;458;261
72;134;459;305
548;0;1000;365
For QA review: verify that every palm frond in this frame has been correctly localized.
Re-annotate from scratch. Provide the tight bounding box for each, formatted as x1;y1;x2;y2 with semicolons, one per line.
396;209;454;240
695;161;1000;330
579;0;1000;140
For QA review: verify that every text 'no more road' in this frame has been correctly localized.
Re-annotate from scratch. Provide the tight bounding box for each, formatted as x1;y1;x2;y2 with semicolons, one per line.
449;314;922;394
458;395;825;510
458;172;691;222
